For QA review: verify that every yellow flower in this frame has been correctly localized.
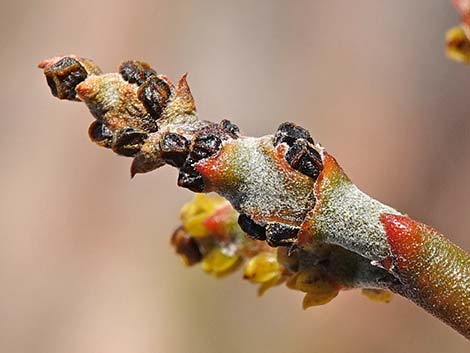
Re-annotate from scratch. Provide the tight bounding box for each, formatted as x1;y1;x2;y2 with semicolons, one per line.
302;290;338;309
244;252;281;283
243;252;283;296
201;247;241;277
286;269;339;309
180;194;225;237
446;26;470;63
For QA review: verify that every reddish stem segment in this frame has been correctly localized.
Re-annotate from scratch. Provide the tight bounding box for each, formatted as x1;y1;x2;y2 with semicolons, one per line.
381;214;470;338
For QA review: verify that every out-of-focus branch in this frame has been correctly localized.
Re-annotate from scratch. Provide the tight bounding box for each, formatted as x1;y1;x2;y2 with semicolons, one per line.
38;56;470;338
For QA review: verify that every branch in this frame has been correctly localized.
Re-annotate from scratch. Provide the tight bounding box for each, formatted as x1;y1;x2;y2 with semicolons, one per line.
38;56;470;339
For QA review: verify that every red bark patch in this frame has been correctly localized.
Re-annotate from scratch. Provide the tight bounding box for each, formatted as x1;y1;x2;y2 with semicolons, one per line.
380;214;422;270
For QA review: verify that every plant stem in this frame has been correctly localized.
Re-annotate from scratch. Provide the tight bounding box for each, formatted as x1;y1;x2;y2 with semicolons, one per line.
39;56;470;338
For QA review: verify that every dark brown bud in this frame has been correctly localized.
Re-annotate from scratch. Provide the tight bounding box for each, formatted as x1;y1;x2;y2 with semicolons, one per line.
237;214;266;241
44;57;88;101
118;60;157;85
177;159;205;192
285;139;323;180
88;121;113;148
190;133;222;161
171;226;203;266
137;76;172;119
274;122;314;147
160;133;190;168
219;119;240;138
111;127;148;157
265;222;300;247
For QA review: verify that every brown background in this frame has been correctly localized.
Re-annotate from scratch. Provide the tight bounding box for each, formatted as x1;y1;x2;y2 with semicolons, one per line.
1;0;469;352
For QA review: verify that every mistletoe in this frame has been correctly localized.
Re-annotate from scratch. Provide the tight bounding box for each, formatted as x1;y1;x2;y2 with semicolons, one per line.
38;54;470;339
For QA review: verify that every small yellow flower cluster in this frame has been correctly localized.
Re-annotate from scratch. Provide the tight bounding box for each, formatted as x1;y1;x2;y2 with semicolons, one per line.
179;194;242;276
446;26;470;63
201;248;242;277
286;269;339;309
180;194;227;238
176;194;284;294
243;252;284;296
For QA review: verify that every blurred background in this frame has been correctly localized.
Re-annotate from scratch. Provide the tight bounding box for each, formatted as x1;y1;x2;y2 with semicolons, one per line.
1;0;469;352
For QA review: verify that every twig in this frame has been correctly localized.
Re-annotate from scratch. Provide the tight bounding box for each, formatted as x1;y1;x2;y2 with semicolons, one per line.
38;56;470;338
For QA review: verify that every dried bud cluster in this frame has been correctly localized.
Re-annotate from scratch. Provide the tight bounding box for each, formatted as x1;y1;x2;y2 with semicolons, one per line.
39;56;101;100
274;122;322;180
177;128;234;192
38;55;323;249
38;56;244;186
